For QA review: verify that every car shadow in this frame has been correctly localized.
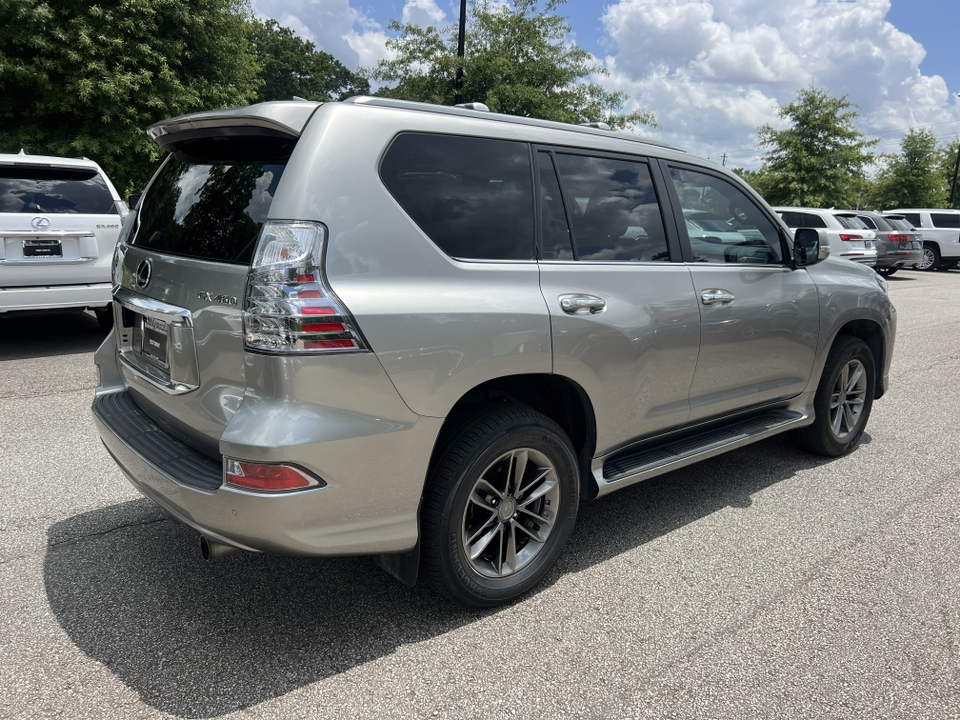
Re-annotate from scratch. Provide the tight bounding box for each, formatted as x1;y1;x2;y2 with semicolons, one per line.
44;434;839;718
0;311;108;361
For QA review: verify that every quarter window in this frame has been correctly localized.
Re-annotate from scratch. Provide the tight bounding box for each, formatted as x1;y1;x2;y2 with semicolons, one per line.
552;153;669;262
669;167;783;264
380;133;534;261
931;213;960;229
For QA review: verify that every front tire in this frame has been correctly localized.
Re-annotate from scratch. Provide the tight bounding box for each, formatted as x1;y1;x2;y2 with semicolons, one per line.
791;336;875;457
94;306;113;331
421;405;579;607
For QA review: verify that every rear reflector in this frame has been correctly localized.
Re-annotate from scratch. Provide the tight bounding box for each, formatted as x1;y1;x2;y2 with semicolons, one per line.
225;459;325;492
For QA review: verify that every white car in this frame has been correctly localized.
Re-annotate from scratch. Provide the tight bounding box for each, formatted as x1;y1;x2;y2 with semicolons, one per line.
0;152;126;328
773;207;877;266
884;208;960;271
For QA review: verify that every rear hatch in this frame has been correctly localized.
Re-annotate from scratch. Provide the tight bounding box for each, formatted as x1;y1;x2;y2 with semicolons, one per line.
0;162;122;286
113;102;320;457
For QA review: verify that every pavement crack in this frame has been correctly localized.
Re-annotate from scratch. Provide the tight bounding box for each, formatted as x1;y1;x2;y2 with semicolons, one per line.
47;517;170;549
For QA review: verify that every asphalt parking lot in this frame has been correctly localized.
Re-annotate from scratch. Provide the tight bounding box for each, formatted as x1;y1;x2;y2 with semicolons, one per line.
1;269;959;720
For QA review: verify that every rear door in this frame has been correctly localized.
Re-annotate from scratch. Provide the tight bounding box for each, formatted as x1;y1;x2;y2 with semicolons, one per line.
535;148;701;455
114;133;295;457
662;162;820;422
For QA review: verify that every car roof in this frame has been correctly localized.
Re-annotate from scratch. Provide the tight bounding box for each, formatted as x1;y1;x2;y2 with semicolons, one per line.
0;152;104;171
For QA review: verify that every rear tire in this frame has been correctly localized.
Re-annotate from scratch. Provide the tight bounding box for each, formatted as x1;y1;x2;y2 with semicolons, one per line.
421;404;579;607
915;243;940;271
877;267;897;277
791;336;875;457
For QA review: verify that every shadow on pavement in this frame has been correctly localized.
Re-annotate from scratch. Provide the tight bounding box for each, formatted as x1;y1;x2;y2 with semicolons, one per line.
0;311;108;361
44;434;836;718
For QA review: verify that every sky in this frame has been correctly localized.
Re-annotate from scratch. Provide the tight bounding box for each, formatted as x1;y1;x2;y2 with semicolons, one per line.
250;0;960;169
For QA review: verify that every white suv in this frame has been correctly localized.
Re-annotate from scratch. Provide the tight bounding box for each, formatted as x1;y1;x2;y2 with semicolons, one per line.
0;152;126;328
885;208;960;270
773;207;878;266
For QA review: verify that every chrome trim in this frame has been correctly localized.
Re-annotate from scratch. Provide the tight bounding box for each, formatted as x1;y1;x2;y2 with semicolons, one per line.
0;257;95;265
113;286;199;394
1;230;95;238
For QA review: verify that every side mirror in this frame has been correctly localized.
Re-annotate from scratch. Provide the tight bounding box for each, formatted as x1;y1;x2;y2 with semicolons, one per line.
794;228;830;267
128;193;142;209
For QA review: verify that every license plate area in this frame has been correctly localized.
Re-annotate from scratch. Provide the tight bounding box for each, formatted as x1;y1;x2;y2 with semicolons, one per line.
23;238;62;257
140;316;170;370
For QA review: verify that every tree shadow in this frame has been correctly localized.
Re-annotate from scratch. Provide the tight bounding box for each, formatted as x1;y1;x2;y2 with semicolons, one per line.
0;311;108;361
44;434;839;717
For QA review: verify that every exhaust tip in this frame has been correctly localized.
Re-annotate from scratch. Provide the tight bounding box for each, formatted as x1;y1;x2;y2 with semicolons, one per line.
200;535;242;561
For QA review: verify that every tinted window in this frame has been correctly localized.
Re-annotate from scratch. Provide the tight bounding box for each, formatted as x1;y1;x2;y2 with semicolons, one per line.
134;157;285;264
856;215;879;230
901;213;922;227
800;213;828;228
380;133;534;260
931;213;960;228
536;152;573;260
835;214;868;230
777;211;802;228
0;166;117;214
669;167;782;264
553;153;669;262
886;216;914;231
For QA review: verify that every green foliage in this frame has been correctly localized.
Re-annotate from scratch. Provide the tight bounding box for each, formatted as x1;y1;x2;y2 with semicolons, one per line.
939;138;960;209
755;87;876;208
0;0;262;192
866;129;949;209
371;0;655;130
249;19;368;103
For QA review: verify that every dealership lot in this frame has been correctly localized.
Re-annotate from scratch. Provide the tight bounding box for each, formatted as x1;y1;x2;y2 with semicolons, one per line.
1;269;959;720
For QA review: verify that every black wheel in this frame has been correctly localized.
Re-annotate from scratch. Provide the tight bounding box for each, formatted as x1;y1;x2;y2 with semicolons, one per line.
791;336;875;457
877;267;897;277
421;404;579;607
94;305;113;331
915;243;940;271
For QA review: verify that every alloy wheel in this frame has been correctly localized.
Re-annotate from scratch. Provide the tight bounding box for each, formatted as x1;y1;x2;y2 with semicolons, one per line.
829;358;868;440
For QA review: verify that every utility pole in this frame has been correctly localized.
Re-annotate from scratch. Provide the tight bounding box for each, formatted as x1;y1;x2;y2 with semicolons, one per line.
950;142;960;208
454;0;467;105
721;152;727;167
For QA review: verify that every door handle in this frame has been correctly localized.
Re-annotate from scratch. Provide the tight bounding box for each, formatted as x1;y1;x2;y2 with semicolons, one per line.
559;294;606;315
700;288;736;306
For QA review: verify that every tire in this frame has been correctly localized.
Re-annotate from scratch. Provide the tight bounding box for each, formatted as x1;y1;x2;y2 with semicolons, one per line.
94;305;113;331
421;404;579;607
791;336;875;457
877;267;897;277
915;243;940;271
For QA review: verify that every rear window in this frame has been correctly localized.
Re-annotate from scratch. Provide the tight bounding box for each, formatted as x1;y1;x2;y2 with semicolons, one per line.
835;214;868;230
0;165;117;214
380;133;534;261
885;216;914;231
133;156;286;265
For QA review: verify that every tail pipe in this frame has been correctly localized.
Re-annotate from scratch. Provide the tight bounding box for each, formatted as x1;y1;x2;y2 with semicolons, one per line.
199;535;242;561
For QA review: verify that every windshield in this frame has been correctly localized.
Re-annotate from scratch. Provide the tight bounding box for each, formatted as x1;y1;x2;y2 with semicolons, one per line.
0;166;117;214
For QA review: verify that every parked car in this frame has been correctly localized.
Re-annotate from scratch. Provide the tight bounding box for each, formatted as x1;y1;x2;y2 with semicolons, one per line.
92;98;896;607
0;151;126;328
885;208;960;270
847;210;923;276
773;207;878;266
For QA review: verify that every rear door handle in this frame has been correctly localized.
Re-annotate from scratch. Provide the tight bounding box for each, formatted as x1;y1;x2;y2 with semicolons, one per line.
700;288;736;306
559;294;606;315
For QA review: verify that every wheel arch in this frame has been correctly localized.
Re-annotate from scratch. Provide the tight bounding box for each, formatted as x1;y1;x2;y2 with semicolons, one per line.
831;319;886;399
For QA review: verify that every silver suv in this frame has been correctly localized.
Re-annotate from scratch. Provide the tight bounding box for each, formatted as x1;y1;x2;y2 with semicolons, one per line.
93;98;896;607
1;152;126;328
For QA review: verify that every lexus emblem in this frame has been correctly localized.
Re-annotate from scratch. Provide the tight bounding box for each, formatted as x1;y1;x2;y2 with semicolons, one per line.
31;216;50;230
135;260;152;289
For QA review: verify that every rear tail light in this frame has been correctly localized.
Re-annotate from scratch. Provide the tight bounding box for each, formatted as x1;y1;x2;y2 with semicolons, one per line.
225;459;325;492
888;234;910;242
243;221;369;354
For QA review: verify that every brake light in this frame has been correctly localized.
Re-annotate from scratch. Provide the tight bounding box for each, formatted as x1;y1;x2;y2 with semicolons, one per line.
225;459;325;492
888;234;910;242
839;234;862;242
243;221;368;354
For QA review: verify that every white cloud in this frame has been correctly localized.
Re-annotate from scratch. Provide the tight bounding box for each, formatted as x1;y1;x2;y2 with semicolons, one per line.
402;0;448;27
600;0;960;167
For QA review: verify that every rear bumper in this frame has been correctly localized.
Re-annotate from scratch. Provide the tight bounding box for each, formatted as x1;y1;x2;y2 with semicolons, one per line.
0;282;112;312
93;388;440;556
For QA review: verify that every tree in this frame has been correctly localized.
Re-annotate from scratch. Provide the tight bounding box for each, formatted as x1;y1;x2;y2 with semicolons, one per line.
0;0;261;193
938;137;960;209
248;19;368;103
370;0;655;130
754;87;876;208
866;129;948;209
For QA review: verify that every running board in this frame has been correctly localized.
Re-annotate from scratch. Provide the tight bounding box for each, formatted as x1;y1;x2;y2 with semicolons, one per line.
596;409;808;494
